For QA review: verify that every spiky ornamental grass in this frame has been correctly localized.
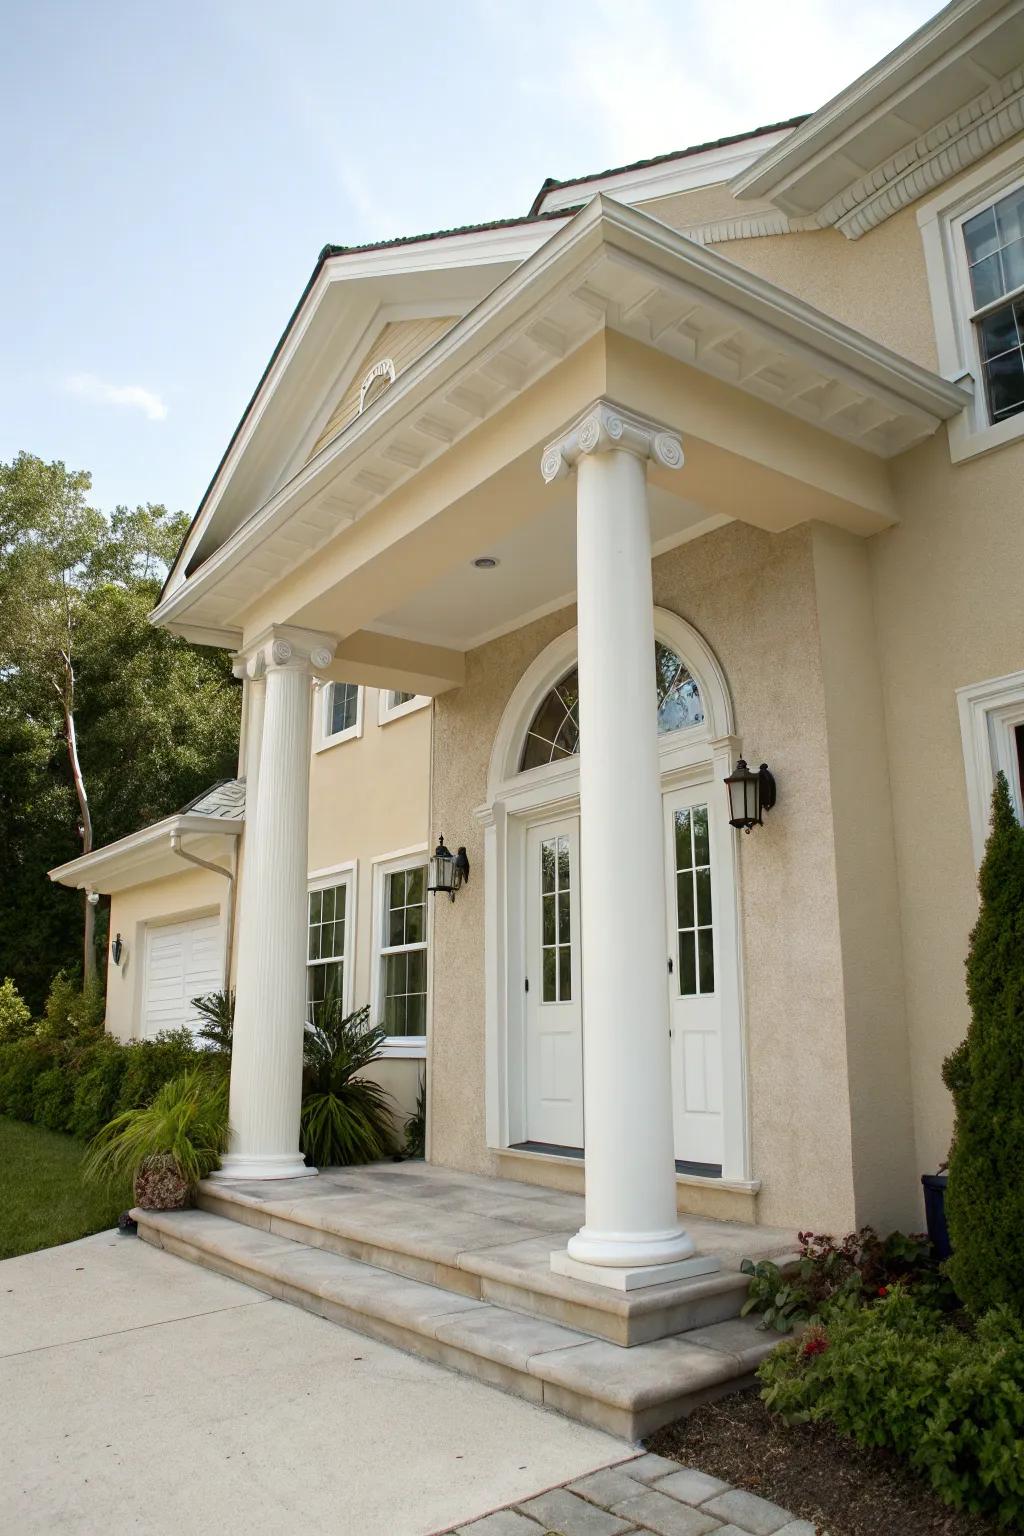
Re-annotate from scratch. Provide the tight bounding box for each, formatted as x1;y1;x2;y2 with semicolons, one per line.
944;772;1024;1315
85;1066;229;1190
300;1001;396;1167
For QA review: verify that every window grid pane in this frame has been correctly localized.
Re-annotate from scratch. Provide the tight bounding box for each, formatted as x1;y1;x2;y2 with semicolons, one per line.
307;882;348;1023
540;835;572;1003
673;805;714;997
964;190;1024;428
519;647;704;773
380;864;428;1037
329;682;359;736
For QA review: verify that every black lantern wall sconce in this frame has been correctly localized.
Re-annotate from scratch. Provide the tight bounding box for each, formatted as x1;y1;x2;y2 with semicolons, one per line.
427;836;470;902
111;932;127;966
724;758;777;832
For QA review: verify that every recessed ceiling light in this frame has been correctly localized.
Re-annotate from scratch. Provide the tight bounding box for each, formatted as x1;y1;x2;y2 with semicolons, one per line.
472;556;499;569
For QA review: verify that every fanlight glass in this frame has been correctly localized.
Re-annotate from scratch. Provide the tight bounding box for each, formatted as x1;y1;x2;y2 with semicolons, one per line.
518;642;704;772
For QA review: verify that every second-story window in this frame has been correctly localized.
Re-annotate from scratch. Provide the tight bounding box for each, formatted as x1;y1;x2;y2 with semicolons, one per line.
963;185;1024;425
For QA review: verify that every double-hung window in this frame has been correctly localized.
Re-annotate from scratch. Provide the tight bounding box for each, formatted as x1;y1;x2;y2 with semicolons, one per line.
962;184;1024;426
378;689;429;725
318;682;362;749
306;874;352;1023
375;856;428;1048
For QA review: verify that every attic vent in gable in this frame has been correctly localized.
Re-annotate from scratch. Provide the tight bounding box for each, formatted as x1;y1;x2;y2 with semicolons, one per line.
306;315;458;463
359;357;396;413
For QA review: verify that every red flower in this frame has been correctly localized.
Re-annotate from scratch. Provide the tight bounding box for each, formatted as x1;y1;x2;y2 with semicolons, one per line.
801;1333;829;1359
877;1286;889;1297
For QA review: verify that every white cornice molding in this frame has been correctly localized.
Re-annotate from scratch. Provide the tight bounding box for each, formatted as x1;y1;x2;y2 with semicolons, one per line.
671;211;818;247
540;399;684;482
820;64;1024;239
151;196;969;640
48;814;242;892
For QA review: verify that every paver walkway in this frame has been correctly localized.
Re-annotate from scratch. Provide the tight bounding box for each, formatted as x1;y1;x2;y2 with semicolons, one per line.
438;1452;816;1536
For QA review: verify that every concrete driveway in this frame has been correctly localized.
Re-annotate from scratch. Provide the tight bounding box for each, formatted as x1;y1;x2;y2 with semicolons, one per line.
0;1230;624;1535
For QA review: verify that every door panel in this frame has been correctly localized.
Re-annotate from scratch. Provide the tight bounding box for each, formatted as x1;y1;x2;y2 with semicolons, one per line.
142;913;223;1039
665;788;724;1167
524;817;583;1148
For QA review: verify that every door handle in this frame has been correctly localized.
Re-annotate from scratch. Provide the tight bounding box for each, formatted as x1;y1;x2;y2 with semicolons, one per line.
667;956;674;974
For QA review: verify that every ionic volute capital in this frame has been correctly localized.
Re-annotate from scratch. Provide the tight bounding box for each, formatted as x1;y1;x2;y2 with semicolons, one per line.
236;625;337;679
541;399;684;484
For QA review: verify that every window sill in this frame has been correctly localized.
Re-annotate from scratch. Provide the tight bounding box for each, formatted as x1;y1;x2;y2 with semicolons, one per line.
314;726;361;753
948;408;1024;464
378;695;430;726
379;1037;427;1059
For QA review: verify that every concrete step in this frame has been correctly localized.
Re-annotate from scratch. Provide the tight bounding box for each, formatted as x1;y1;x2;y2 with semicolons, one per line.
135;1206;778;1441
195;1170;787;1347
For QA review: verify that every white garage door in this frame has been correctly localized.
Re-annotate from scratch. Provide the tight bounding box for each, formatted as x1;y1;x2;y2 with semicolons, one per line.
141;913;224;1039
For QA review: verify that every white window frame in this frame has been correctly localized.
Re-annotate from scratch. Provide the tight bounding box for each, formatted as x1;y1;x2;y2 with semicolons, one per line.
957;670;1024;867
918;143;1024;463
315;682;364;752
306;861;356;1021
377;689;430;726
370;845;430;1058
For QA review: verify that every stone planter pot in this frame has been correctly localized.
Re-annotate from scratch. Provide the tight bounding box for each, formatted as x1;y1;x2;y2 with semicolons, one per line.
133;1153;191;1211
921;1172;951;1260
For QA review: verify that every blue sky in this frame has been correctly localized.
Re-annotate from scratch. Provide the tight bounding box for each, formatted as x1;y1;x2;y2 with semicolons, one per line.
1;0;939;518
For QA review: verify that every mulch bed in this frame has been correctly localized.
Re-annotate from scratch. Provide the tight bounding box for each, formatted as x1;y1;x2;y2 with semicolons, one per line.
646;1388;1001;1536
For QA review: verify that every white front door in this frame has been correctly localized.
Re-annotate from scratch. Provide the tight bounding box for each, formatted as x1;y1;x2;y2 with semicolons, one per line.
141;913;223;1039
664;786;724;1169
524;816;584;1148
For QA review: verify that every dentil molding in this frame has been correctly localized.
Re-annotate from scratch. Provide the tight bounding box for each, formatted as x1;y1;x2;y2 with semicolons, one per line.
233;624;337;680
540;400;684;483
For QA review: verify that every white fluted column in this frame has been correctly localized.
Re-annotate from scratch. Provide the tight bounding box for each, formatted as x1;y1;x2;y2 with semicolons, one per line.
542;402;714;1289
214;626;335;1181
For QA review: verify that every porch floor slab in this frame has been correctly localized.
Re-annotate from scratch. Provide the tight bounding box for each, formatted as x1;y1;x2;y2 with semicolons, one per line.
196;1161;796;1347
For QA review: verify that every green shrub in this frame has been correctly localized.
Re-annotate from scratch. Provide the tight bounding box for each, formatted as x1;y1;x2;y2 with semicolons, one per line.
86;1067;229;1190
741;1226;954;1332
404;1070;426;1158
115;1029;199;1111
31;1064;75;1132
37;970;106;1043
69;1036;128;1141
945;772;1024;1315
300;1002;396;1167
759;1289;1024;1526
0;978;32;1043
191;990;233;1057
0;1038;59;1120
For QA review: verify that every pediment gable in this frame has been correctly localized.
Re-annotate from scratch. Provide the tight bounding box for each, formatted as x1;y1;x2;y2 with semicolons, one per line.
307;315;457;464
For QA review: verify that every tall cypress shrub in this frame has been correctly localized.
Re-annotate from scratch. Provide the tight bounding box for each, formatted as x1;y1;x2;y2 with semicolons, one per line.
945;772;1024;1314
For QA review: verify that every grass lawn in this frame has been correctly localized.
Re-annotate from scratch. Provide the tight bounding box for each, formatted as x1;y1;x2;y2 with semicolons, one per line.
0;1115;129;1260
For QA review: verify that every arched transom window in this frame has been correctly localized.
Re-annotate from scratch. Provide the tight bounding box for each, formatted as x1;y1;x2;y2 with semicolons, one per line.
519;641;704;772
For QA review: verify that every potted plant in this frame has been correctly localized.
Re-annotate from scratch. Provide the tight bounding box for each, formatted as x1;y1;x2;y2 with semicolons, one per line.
86;1067;229;1210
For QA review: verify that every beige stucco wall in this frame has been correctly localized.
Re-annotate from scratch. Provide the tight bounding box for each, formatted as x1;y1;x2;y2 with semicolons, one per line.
872;428;1024;1178
106;864;232;1043
430;520;931;1231
307;684;432;1121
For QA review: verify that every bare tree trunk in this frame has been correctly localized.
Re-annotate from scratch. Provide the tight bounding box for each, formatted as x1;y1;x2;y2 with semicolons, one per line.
63;703;96;985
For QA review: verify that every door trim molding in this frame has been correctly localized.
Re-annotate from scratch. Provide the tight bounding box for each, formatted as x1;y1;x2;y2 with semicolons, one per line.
475;610;751;1180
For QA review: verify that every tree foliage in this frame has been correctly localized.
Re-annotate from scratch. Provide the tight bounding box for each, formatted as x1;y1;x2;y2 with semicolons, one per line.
945;772;1024;1315
0;452;241;1009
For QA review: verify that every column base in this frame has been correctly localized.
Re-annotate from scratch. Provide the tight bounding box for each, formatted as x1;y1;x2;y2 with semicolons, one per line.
210;1153;318;1183
551;1248;720;1292
566;1223;698;1268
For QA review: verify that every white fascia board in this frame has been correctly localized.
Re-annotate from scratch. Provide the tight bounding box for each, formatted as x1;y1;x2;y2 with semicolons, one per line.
534;131;795;214
151;194;969;635
160;219;567;603
731;0;1014;209
49;814;242;893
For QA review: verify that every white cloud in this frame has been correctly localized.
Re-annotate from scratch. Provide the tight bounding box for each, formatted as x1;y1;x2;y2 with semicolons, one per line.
63;372;168;422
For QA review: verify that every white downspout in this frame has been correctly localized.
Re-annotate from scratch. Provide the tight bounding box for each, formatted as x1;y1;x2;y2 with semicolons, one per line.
169;830;237;992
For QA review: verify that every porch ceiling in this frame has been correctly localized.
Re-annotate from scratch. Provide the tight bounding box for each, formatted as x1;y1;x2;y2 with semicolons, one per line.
153;195;968;657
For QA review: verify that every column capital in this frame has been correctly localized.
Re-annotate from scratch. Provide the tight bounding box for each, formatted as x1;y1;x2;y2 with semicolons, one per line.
233;624;337;680
540;399;684;485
